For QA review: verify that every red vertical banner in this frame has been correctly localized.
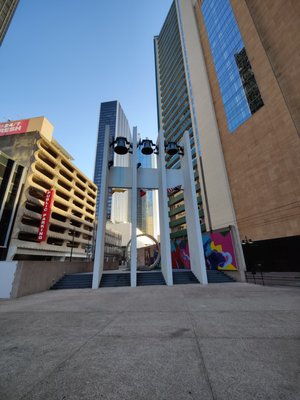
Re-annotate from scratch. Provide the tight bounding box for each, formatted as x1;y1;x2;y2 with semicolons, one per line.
37;190;55;242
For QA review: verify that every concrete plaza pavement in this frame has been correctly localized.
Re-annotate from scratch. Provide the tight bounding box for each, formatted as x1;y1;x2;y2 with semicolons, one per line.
0;283;299;400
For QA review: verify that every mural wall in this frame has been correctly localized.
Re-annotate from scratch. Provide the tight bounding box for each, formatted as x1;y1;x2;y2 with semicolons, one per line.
171;228;238;270
171;239;191;269
202;230;238;270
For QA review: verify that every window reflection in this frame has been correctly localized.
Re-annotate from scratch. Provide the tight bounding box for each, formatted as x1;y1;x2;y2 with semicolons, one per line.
202;0;263;132
234;47;264;115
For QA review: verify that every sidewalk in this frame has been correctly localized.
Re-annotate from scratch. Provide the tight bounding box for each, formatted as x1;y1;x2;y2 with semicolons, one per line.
0;283;299;400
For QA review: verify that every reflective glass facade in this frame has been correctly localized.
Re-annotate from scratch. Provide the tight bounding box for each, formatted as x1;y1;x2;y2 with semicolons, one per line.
93;101;117;218
202;0;263;132
136;147;154;236
93;101;131;221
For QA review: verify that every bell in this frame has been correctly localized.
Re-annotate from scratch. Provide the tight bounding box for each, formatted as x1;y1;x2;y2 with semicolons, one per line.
141;139;154;155
114;137;128;155
165;142;178;156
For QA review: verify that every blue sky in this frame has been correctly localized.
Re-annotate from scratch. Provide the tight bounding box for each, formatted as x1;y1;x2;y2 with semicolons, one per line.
0;0;172;180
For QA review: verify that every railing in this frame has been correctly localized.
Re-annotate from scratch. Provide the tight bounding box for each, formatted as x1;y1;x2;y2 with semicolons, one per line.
245;271;300;288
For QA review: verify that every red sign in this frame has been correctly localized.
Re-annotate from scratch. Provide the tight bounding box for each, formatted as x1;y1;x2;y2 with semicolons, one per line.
37;190;55;242
0;119;29;137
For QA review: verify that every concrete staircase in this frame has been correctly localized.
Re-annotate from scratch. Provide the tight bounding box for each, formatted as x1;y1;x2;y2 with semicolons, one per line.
100;273;131;288
137;271;166;286
172;269;235;284
207;270;235;283
50;273;93;290
173;270;199;284
50;269;235;290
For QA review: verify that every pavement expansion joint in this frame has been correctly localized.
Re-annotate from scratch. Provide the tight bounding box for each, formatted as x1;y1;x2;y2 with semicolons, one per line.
18;312;122;400
186;307;217;400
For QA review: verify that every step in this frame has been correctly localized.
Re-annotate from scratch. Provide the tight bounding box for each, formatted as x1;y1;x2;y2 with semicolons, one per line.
51;284;92;290
172;270;235;284
100;278;130;282
57;276;92;280
100;273;131;288
54;279;93;284
207;270;235;283
55;279;93;285
50;273;93;290
52;280;92;286
137;272;166;286
50;270;235;290
173;270;199;284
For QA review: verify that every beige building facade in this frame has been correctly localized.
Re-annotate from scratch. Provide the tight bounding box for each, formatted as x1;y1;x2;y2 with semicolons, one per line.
0;116;98;261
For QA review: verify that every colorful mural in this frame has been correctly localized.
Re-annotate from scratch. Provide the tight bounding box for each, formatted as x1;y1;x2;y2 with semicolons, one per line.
202;230;238;270
170;239;191;269
170;229;238;270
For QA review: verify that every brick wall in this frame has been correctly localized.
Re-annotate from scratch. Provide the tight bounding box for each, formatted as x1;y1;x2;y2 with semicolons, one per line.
194;0;300;241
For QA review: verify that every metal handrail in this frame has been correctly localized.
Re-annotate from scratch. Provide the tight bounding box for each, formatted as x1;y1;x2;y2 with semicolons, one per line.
245;271;300;287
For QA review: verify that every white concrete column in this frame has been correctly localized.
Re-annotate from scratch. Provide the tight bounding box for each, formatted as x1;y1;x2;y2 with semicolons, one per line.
158;130;173;285
92;125;110;289
230;224;246;282
130;127;138;287
181;131;208;284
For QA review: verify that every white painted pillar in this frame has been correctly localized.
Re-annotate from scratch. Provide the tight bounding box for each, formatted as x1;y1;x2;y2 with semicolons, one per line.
92;125;110;289
158;130;173;285
130;127;138;287
230;224;246;282
181;131;208;284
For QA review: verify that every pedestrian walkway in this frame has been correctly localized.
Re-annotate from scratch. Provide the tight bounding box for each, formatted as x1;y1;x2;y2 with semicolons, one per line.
0;283;299;399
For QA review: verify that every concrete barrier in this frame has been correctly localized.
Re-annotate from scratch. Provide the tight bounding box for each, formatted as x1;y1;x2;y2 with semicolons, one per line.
8;261;93;298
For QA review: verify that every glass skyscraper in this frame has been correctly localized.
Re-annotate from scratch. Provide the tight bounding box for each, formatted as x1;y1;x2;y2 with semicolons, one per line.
93;101;116;219
136;136;156;237
93;101;131;221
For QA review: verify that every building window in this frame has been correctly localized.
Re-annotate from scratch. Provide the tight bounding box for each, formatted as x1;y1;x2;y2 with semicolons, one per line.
202;0;263;132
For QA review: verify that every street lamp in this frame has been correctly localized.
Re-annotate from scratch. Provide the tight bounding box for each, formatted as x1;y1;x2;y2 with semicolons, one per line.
108;160;113;169
69;228;76;262
242;236;253;245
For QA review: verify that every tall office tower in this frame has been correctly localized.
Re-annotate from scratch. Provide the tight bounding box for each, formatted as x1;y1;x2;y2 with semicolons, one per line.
157;0;300;271
93;101;131;222
0;0;19;46
193;0;300;271
154;2;206;243
136;136;155;236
